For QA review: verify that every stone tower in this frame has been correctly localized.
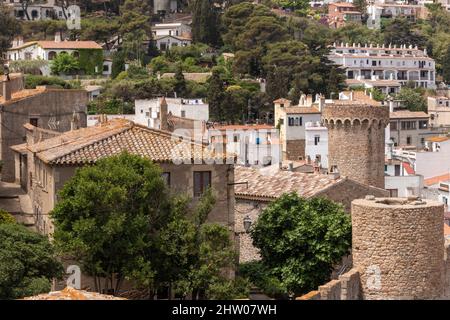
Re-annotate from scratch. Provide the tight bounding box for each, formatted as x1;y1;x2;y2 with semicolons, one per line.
352;197;444;300
322;102;389;189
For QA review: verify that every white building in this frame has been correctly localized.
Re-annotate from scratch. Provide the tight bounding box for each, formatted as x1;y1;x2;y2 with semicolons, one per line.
384;156;423;197
305;121;328;169
134;98;208;129
154;35;192;51
328;43;436;89
367;3;427;29
5;36;111;76
3;0;66;20
207;124;280;166
393;136;450;180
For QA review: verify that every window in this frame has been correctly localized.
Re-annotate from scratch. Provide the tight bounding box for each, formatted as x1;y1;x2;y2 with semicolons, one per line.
418;120;428;129
388;189;398;197
390;121;397;130
29;118;38;127
162;172;170;187
103;64;109;72
394;164;400;176
401;121;416;130
181;110;186;118
299;117;302;126
233;134;239;143
314;135;320;145
406;136;412;145
193;171;211;197
288;117;294;126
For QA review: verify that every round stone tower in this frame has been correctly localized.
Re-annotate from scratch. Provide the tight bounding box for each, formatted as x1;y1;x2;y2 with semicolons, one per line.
352;197;444;300
322;102;389;189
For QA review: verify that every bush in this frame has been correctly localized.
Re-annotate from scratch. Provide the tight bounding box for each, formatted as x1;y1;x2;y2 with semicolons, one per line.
25;75;73;89
0;209;15;225
239;261;288;299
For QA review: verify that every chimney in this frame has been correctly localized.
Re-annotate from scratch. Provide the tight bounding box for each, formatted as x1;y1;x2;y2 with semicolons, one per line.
350;90;354;101
318;94;325;112
2;77;11;102
288;162;294;171
159;97;168;131
55;32;62;42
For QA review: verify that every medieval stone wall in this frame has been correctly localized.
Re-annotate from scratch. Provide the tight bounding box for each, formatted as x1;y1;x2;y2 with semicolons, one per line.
322;104;389;189
352;197;444;299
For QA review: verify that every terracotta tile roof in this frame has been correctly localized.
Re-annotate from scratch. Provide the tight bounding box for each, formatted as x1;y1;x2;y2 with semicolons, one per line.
22;287;125;300
234;166;342;201
424;173;450;187
27;119;230;165
212;124;274;131
329;2;356;7
284;106;321;114
0;87;46;104
390;111;429;119
273;98;292;104
425;136;450;143
37;40;102;50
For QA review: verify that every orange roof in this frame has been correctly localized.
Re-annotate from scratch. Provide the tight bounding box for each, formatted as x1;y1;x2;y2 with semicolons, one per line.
329;2;356;7
0;87;46;104
426;136;450;143
212;124;274;131
27;118;230;165
285;106;321;114
424;173;450;187
273;98;292;104
22;287;125;300
37;40;102;50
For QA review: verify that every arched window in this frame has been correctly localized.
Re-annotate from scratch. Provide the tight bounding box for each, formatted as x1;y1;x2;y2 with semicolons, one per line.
72;51;79;58
48;51;57;60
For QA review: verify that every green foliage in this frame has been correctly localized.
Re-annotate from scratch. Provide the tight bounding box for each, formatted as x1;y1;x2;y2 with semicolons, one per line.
51;152;169;294
25;75;73;89
381;18;427;48
369;88;386;102
0;5;21;60
51;153;242;298
174;64;187;97
50;52;80;75
0;209;15;225
191;0;222;47
9;60;48;75
251;193;351;296
239;261;287;299
78;49;104;75
395;87;427;112
112;50;127;79
0;223;63;299
207;69;225;121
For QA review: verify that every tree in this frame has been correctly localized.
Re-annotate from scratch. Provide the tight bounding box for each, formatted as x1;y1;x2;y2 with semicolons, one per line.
174;64;187;97
207;69;225;121
381;18;427;48
395;87;427;112
191;0;221;47
0;222;63;299
50;52;80;75
51;152;170;294
251;193;351;296
443;45;450;84
0;209;16;224
0;5;21;62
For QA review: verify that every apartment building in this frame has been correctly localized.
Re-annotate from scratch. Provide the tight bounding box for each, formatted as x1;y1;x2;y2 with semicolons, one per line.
328;2;362;29
389;110;432;148
428;96;450;128
328;43;436;89
367;2;428;29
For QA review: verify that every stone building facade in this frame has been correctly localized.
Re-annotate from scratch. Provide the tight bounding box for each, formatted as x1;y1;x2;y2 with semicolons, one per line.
322;102;389;189
300;196;450;300
234;166;388;263
0;75;87;182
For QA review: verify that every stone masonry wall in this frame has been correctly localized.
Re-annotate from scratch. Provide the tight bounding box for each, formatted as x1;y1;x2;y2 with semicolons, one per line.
352;197;444;300
285;139;305;161
322;104;389;189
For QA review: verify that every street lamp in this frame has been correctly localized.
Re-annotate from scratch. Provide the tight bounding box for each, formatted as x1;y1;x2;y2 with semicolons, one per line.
243;215;252;233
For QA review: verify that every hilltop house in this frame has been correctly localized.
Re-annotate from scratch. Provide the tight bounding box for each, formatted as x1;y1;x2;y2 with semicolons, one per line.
5;35;111;76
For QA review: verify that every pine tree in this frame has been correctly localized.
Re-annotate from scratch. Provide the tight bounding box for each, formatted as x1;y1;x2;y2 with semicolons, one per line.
174;64;186;98
192;0;221;47
207;70;225;121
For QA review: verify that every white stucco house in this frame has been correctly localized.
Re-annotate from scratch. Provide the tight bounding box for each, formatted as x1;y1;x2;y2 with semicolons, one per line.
5;36;111;77
134;98;208;129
